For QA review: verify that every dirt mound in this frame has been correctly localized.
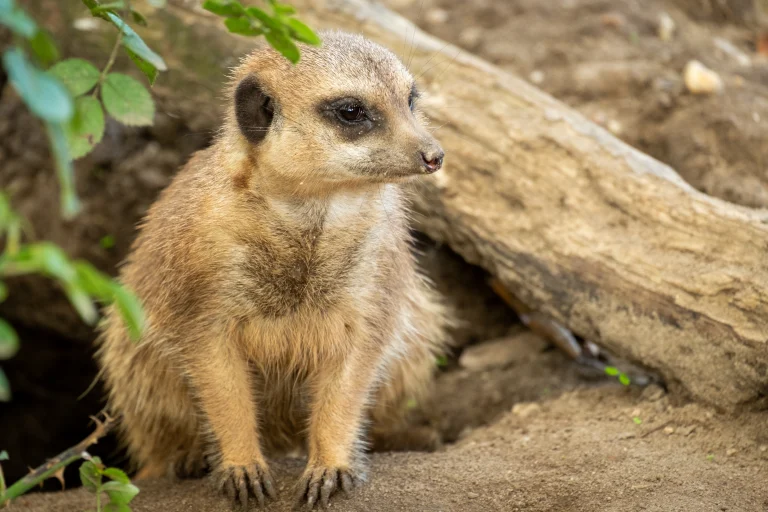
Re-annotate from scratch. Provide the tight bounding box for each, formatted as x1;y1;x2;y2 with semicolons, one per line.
16;383;768;512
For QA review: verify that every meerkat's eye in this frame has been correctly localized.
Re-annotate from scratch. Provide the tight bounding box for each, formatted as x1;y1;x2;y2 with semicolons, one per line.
336;104;367;124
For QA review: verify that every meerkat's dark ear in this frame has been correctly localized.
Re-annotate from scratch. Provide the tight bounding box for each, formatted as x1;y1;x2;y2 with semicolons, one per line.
234;74;274;144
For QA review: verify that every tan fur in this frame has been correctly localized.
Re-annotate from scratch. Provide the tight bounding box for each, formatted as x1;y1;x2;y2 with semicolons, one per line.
96;31;449;507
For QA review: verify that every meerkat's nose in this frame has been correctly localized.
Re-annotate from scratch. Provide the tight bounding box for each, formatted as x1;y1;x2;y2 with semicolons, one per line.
421;148;445;173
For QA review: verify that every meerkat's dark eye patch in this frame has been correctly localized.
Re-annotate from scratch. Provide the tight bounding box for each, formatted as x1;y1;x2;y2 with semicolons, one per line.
235;74;274;144
408;84;419;111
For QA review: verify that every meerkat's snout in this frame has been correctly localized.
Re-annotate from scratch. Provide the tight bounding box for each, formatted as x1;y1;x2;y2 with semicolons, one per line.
420;142;445;174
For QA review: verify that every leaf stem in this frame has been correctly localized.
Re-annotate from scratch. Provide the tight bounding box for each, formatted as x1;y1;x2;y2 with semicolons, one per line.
93;31;124;98
0;414;115;507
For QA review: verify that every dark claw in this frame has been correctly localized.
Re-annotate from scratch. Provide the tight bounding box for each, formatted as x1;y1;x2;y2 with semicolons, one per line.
217;463;276;510
296;466;362;509
340;472;354;496
238;473;248;509
320;469;337;508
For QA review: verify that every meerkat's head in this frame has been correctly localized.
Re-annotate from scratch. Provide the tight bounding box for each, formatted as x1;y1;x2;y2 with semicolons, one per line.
228;30;444;194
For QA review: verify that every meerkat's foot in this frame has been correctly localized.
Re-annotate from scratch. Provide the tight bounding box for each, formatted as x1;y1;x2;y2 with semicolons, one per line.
216;463;277;509
294;465;365;509
174;448;210;479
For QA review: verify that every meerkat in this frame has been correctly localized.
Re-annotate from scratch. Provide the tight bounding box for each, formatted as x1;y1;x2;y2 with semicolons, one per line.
97;30;449;509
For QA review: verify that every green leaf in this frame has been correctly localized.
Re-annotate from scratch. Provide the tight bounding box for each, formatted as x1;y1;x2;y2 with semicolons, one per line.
435;354;448;367
73;261;114;299
265;31;299;64
48;58;100;97
632;416;642;425
4;48;73;123
285;18;320;45
34;242;76;282
91;1;126;14
104;503;132;512
0;0;36;38
126;49;158;86
29;29;59;66
64;281;98;325
246;7;284;32
224;17;263;36
100;235;116;250
619;373;631;386
66;96;105;160
604;366;619;376
113;284;145;341
131;9;148;27
45;122;81;218
0;319;19;360
102;481;139;505
0;367;9;402
0;450;8;461
103;468;131;484
270;2;296;16
79;460;102;492
106;13;167;72
203;0;245;17
0;282;8;302
146;0;166;6
101;73;155;126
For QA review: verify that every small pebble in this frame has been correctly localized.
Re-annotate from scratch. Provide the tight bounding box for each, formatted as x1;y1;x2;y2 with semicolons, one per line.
512;402;542;419
529;70;545;84
684;60;724;94
663;426;675;435
726;448;738;456
607;119;622;135
73;17;100;31
641;384;666;402
658;12;675;41
458;27;483;48
425;8;449;25
468;492;480;499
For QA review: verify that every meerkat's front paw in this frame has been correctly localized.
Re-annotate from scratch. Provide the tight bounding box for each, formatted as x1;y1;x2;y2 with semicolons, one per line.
294;465;366;509
216;462;277;509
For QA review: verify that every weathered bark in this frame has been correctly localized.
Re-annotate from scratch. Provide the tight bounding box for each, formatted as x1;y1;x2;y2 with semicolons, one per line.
8;0;768;410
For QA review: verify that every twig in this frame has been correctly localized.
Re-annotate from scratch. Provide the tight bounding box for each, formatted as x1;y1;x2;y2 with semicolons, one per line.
0;413;115;507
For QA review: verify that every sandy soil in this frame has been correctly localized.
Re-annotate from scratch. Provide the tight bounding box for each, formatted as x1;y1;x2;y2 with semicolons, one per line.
16;375;768;511
14;330;768;511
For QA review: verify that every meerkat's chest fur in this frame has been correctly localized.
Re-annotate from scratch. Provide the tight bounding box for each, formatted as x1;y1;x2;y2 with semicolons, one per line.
226;188;404;323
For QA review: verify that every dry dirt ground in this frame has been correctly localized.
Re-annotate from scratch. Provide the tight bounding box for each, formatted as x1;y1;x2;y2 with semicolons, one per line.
16;330;768;512
9;0;768;510
13;331;768;512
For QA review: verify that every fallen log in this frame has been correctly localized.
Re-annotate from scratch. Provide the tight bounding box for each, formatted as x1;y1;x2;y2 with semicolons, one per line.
9;0;768;410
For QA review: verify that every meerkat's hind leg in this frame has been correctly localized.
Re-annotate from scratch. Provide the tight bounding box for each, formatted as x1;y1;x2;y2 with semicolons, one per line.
369;285;451;453
172;432;212;479
369;342;444;453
